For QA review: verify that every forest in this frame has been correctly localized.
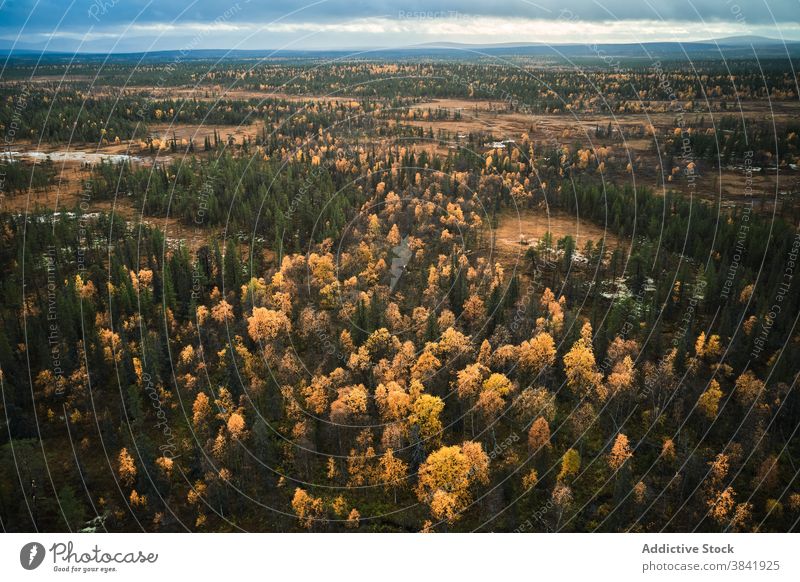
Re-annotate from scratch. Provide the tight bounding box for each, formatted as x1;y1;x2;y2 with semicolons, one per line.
1;54;799;533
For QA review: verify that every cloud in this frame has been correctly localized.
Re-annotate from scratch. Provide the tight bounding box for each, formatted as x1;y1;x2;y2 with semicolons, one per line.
1;0;798;52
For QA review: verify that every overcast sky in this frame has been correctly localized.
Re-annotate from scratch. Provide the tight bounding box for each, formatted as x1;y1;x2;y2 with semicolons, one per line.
2;0;799;52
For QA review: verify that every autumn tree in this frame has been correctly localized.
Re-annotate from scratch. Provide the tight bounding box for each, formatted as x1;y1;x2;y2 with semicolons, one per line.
697;379;723;420
708;487;736;526
210;299;234;323
522;470;539;490
347;435;379;488
330;384;369;425
408;394;445;448
301;374;332;416
517;332;556;377
455;362;490;403
476;372;513;426
411;345;442;382
607;355;636;397
695;331;722;361
374;381;411;421
416;442;490;524
347;508;360;529
462;294;485;329
192;392;212;431
528;417;551;455
608;433;633;471
291;488;324;530
380;448;409;503
551;482;573;529
734;370;764;406
118;448;137;487
536;288;565;334
247;306;291;343
513;386;556;424
227;412;247;440
563;322;605;401
661;438;677;464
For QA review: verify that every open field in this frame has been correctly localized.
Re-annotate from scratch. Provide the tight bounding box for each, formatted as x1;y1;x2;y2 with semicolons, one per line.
493;207;625;252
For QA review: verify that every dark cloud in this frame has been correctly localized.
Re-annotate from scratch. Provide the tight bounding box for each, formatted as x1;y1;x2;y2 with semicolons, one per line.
4;0;798;27
1;0;797;51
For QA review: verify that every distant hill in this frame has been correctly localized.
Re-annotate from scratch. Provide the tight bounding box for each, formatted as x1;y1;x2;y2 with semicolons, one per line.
2;36;799;63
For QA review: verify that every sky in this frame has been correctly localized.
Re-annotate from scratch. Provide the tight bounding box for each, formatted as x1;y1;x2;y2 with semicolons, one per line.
1;0;799;53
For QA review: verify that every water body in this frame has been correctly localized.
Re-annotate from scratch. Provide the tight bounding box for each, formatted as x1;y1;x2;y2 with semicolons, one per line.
1;150;146;164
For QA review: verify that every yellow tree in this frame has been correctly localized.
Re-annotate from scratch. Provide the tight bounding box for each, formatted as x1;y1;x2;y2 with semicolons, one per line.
416;442;490;524
695;331;722;360
661;438;677;463
608;433;633;471
477;339;492;367
462;294;486;329
347;508;360;529
455;362;490;436
330;384;369;425
518;332;556;377
607;355;636;397
558;448;581;481
436;327;472;362
301;374;332;416
563;322;604;401
380;448;409;502
291;488;324;530
537;288;565;334
364;327;401;362
455;362;490;402
227;412;247;440
697;379;723;420
411;346;442;382
374;381;411;421
326;458;338;482
387;224;401;247
522;470;539;490
247;307;291;343
476;373;514;432
461;440;490;485
709;452;730;485
192;392;212;431
734;371;764;406
482;372;513;398
730;501;753;532
308;252;336;288
408;394;445;447
528;417;551;455
347;444;378;487
118;447;137;487
708;487;736;525
210;299;234;323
